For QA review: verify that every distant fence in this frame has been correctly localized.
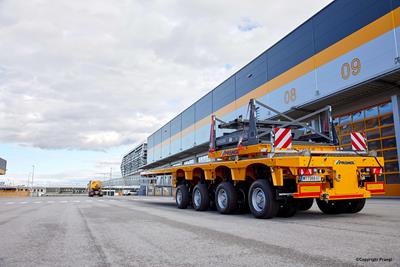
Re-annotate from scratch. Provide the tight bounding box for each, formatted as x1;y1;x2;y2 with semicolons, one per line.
0;189;30;197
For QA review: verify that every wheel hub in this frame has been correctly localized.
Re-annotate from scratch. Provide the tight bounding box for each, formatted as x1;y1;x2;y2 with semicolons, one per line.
252;188;266;212
177;189;182;205
194;189;201;207
217;189;227;209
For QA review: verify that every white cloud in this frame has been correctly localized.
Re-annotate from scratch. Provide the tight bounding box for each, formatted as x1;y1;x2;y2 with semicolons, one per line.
0;0;332;151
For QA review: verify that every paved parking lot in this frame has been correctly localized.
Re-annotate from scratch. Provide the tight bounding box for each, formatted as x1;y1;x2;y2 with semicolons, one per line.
0;196;398;266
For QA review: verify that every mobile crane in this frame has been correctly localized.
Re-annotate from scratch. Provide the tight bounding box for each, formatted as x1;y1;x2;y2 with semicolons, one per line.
142;99;385;218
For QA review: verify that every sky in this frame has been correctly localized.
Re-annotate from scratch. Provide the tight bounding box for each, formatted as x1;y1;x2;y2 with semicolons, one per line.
0;0;332;186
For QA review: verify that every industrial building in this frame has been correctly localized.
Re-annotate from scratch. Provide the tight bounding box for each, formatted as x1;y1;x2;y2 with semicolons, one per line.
120;143;147;177
0;157;6;176
121;0;400;196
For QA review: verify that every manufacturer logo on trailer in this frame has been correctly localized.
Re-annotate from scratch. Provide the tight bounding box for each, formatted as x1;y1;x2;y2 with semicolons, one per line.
221;149;239;157
274;128;292;149
335;160;355;165
351;132;367;151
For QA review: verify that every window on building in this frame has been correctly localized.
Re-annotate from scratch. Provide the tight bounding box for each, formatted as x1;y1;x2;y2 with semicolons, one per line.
183;159;195;165
197;155;210;163
335;101;399;184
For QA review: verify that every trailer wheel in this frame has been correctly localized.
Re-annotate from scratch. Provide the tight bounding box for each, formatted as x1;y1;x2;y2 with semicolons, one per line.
316;199;341;214
277;199;297;217
176;184;189;209
248;180;279;219
192;183;209;211
215;182;237;214
296;198;314;211
340;198;366;213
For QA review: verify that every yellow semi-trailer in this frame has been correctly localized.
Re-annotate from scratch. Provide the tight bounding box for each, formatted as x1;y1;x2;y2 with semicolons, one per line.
142;99;385;219
88;180;103;197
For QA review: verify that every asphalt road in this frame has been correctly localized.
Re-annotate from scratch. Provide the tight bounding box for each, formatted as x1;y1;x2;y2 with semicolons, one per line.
0;196;398;267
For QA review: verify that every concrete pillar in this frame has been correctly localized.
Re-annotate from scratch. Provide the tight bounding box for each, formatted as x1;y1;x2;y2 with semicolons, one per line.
391;94;400;173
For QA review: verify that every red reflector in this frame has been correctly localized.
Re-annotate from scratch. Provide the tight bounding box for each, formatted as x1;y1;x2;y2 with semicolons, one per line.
371;167;383;175
298;168;313;175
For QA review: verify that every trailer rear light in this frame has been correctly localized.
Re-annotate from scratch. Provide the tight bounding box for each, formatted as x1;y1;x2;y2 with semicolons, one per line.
371;167;383;175
298;168;314;175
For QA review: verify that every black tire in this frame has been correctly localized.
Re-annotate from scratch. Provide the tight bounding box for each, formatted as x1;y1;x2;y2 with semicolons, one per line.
248;180;279;219
236;183;249;213
215;182;237;214
296;198;314;211
339;198;366;213
176;184;190;209
208;186;217;210
316;199;341;214
277;199;297;217
192;183;209;211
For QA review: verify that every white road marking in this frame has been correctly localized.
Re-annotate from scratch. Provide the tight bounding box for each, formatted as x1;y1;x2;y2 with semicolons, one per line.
47;201;55;203
98;199;104;202
20;202;28;204
6;202;15;205
33;201;42;204
59;200;68;203
72;200;80;203
86;200;93;202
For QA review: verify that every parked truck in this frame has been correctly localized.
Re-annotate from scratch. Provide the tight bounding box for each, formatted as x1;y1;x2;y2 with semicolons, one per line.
142;99;385;219
88;180;103;197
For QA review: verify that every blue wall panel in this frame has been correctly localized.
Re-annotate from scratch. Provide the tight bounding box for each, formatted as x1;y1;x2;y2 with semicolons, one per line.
162;123;170;142
236;52;267;99
268;20;314;80
313;0;391;53
195;92;213;121
170;137;181;155
147;134;154;149
147;134;154;164
195;123;211;146
170;113;182;158
393;0;400;8
161;123;171;158
153;129;162;161
267;71;318;114
147;148;154;164
213;76;235;112
170;114;181;136
181;131;195;151
182;105;195;130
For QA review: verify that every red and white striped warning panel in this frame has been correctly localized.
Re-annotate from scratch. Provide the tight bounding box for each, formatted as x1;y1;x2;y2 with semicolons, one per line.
351;132;367;151
298;168;313;175
274;128;292;149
